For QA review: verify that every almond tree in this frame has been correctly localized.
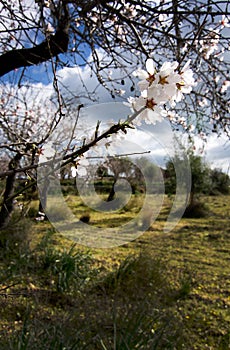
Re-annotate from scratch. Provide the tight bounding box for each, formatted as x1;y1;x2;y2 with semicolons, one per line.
0;84;59;227
0;0;229;227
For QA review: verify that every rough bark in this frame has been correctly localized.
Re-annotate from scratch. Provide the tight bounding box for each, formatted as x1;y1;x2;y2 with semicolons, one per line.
0;154;21;229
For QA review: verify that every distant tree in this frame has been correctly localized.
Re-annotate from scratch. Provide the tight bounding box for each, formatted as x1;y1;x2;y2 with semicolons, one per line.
96;164;109;179
134;157;160;193
99;156;161;201
104;157;134;201
210;168;230;195
0;89;81;227
165;146;211;217
188;153;211;200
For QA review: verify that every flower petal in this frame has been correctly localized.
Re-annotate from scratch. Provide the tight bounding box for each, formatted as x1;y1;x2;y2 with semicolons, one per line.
146;58;155;75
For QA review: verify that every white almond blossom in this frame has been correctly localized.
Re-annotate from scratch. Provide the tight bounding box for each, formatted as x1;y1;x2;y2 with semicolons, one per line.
168;61;196;104
200;28;220;59
146;84;173;104
126;57;196;127
221;80;230;93
158;13;170;27
158;61;179;77
180;60;196;91
127;95;166;125
198;98;208;107
133;58;156;91
146;61;182;103
220;15;230;28
138;105;167;125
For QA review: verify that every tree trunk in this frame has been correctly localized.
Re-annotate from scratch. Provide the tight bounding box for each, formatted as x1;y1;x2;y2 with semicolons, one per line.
37;175;50;220
188;191;195;208
0;154;21;229
107;179;117;202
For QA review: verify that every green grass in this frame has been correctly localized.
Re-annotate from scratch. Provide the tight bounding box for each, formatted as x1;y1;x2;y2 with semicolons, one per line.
0;195;229;349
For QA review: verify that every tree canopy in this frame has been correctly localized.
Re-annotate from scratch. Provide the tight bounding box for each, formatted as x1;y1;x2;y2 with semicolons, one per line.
0;1;229;133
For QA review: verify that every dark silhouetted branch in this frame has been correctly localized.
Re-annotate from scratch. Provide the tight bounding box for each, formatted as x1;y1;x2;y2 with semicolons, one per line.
0;29;69;77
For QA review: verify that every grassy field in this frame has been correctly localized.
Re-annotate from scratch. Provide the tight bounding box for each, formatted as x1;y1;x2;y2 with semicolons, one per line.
0;194;229;349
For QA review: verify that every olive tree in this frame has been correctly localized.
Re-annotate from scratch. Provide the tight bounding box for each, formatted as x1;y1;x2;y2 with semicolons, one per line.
165;143;212;217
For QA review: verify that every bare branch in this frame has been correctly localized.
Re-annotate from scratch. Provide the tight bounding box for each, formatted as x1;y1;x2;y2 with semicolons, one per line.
0;29;69;77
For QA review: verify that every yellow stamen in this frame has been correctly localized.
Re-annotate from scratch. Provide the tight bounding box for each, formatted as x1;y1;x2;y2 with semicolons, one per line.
176;81;185;90
159;75;168;85
146;98;157;109
147;74;155;86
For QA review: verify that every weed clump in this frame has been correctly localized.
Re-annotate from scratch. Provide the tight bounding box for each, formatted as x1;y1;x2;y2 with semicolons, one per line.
79;212;90;223
183;200;210;218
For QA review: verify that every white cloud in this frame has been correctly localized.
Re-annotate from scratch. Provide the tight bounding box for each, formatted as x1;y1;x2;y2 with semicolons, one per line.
204;134;230;173
57;65;112;103
56;46;140;105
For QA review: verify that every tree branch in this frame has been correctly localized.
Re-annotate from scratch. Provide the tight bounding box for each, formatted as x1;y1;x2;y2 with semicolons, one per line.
0;107;144;179
0;29;69;77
